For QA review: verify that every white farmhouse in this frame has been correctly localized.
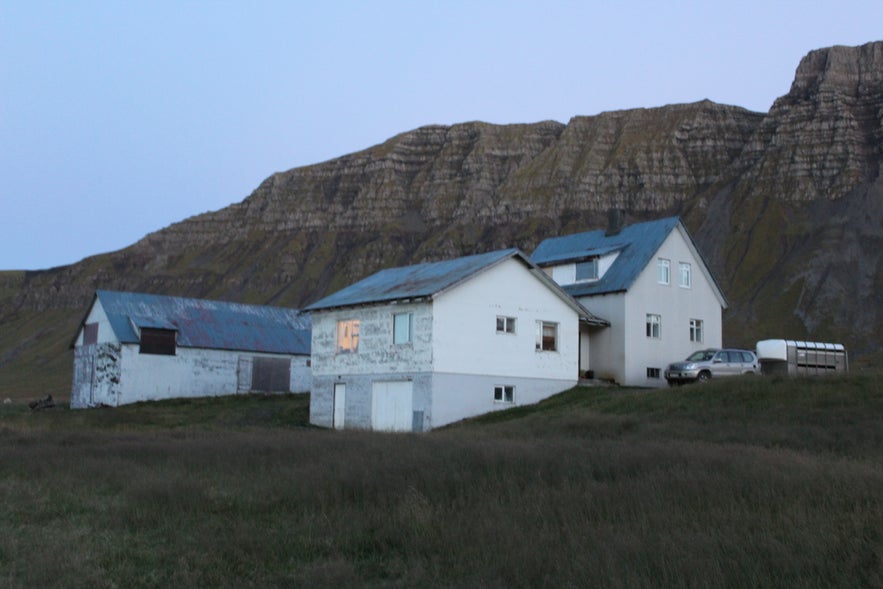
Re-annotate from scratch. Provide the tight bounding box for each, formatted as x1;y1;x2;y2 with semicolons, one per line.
531;215;727;387
70;290;311;408
305;249;607;432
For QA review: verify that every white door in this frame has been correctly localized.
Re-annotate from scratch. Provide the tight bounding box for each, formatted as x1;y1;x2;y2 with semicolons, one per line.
333;383;346;429
371;380;413;432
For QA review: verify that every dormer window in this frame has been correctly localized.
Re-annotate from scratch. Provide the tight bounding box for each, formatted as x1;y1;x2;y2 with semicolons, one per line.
575;259;599;282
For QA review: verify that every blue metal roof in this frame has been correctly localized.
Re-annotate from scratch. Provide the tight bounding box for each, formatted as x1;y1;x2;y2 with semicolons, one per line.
91;290;311;355
306;249;522;311
531;217;682;297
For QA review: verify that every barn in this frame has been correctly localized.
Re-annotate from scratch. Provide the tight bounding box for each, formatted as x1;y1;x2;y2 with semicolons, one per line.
70;290;311;408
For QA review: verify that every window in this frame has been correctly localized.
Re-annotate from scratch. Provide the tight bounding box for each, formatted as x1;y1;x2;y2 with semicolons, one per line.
393;312;413;345
494;385;515;403
575;259;598;281
536;321;558;351
337;319;360;353
690;319;703;342
496;316;516;334
647;367;661;379
83;323;99;345
139;328;176;355
657;258;670;285
679;262;692;288
646;314;661;339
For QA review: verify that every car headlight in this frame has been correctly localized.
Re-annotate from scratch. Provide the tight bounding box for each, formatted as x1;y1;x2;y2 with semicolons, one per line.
684;363;697;370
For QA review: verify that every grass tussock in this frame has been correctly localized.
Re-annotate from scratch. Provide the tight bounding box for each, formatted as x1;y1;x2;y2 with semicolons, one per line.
0;375;881;588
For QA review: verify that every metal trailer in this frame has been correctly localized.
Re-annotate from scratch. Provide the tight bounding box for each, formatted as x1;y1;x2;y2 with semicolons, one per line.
755;339;848;376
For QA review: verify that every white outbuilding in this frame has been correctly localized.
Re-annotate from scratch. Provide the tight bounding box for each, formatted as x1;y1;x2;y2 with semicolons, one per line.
70;290;311;408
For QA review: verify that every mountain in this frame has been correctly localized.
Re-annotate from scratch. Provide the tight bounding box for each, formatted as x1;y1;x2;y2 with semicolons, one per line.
1;41;881;398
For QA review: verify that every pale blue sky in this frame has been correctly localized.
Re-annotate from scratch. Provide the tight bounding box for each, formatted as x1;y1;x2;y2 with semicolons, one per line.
2;1;881;270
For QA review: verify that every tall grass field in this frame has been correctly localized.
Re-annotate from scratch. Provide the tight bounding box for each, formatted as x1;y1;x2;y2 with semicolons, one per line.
1;374;881;588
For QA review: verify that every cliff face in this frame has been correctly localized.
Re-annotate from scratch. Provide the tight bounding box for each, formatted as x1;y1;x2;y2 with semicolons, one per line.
2;41;881;397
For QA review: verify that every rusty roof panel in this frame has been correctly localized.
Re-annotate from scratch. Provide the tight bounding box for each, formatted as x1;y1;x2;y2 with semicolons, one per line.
95;290;310;355
305;249;521;311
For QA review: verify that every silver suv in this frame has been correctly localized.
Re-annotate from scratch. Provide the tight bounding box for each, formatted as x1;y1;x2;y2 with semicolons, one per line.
665;348;758;385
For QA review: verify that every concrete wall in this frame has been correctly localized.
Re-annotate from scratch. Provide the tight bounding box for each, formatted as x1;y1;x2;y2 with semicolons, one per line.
309;301;433;429
72;343;308;408
310;301;433;377
311;372;433;431
71;342;122;408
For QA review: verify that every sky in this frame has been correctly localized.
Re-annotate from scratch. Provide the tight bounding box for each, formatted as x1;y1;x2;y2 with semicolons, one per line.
2;1;881;271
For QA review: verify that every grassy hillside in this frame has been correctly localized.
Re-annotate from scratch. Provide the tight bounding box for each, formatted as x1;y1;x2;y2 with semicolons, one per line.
1;375;880;588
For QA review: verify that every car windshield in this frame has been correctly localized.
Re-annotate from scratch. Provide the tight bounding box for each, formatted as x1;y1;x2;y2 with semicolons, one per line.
686;350;716;362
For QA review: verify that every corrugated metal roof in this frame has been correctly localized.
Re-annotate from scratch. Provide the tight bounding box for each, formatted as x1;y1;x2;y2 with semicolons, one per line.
305;249;608;326
306;249;520;310
531;217;681;297
92;290;311;355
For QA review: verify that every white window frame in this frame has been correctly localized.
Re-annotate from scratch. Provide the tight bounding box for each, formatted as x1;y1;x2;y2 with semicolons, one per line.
496;315;516;334
494;385;515;403
646;314;661;339
657;258;670;285
337;319;360;353
690;318;703;343
535;321;558;352
679;262;692;289
393;312;413;345
646;367;661;379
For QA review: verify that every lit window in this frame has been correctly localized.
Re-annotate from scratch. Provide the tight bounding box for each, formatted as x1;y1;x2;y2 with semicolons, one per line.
679;262;692;288
393;313;413;345
646;314;661;339
690;319;703;342
494;385;514;403
496;316;516;334
337;319;360;353
575;259;598;281
657;258;670;285
536;321;558;351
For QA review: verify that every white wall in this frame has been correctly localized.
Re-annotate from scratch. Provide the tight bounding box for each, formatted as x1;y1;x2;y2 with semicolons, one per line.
114;347;302;405
432;257;580;381
579;293;626;382
74;299;116;345
620;228;723;387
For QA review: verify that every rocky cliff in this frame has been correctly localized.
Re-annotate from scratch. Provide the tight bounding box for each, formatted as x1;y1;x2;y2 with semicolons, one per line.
1;41;881;397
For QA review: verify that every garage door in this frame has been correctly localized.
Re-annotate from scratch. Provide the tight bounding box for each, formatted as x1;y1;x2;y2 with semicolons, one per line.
371;380;413;432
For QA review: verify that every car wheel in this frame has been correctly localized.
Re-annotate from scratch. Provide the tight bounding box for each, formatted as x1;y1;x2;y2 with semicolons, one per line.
697;371;711;382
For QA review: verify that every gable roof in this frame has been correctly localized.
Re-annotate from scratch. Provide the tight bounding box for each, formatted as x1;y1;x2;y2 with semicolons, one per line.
77;290;311;355
306;249;608;325
531;216;726;305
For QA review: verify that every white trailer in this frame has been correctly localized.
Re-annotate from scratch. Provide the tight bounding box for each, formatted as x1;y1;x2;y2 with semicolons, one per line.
755;339;848;376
